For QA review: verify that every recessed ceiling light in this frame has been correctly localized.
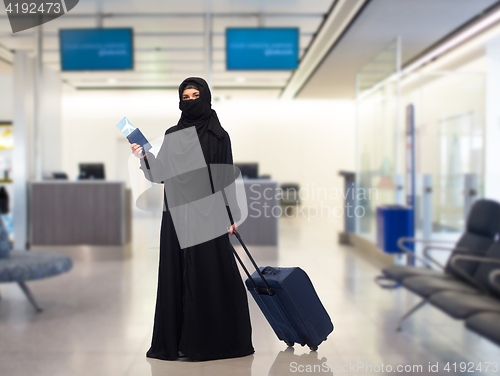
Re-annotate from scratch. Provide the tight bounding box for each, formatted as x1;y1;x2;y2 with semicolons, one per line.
107;78;117;84
236;77;246;83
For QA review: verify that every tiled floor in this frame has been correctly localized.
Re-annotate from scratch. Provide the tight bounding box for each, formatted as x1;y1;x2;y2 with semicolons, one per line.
0;214;499;376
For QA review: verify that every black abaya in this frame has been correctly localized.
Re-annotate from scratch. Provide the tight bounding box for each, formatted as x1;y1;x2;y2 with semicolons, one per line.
140;124;254;362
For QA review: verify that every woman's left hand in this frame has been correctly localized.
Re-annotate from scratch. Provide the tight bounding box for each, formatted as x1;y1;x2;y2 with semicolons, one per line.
228;223;238;236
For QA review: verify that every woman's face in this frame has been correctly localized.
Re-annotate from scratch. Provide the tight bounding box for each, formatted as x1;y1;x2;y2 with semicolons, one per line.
182;88;200;101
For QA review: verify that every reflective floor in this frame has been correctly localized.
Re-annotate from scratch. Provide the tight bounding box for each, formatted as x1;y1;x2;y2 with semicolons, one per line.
0;214;499;376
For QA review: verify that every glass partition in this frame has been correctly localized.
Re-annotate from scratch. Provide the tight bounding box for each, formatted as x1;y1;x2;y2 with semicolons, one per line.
401;71;485;233
355;39;485;241
355;39;401;240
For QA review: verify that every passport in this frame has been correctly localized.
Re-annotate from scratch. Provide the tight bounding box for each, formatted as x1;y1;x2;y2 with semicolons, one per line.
116;117;152;156
126;128;152;155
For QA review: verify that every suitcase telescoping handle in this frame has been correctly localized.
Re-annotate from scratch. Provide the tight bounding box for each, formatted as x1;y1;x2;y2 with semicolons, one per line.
219;183;274;295
230;229;275;296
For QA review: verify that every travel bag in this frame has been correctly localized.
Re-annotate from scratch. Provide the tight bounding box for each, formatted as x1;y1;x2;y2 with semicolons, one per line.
230;230;334;351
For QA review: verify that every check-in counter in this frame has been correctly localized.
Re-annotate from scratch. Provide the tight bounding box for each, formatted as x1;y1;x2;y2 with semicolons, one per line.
230;179;279;246
29;181;132;246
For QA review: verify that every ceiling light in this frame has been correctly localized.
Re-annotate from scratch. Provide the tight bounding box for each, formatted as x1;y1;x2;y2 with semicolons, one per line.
236;77;246;83
107;78;118;84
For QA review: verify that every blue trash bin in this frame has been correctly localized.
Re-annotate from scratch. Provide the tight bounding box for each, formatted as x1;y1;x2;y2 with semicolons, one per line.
376;205;414;254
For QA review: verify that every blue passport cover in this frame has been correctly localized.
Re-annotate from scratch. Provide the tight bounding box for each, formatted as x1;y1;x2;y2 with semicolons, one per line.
127;128;152;156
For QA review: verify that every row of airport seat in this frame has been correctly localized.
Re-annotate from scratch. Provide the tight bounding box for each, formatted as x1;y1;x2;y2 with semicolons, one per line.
376;199;500;346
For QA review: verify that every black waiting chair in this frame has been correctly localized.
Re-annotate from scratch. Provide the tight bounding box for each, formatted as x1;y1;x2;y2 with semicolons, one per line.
465;312;500;346
375;199;500;331
394;241;500;332
427;247;500;320
463;270;500;346
379;199;500;285
400;220;500;300
384;221;500;343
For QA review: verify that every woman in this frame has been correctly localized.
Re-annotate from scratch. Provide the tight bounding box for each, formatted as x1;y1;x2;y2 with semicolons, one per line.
131;77;254;361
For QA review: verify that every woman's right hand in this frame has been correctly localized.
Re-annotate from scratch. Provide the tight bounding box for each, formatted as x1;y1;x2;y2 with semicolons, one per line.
130;143;146;159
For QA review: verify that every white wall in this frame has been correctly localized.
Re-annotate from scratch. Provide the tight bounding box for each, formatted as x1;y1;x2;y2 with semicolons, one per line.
40;66;63;174
61;89;180;183
485;36;500;202
218;99;356;208
0;73;13;237
0;75;13;120
61;89;356;214
12;52;34;249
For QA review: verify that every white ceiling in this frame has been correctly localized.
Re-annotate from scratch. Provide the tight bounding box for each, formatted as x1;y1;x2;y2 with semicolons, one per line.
0;0;498;97
0;0;333;91
297;0;500;99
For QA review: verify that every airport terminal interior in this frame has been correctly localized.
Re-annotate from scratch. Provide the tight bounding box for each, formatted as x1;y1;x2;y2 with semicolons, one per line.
1;0;500;375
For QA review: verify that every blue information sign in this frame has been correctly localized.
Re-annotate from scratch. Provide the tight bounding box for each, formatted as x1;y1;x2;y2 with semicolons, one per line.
59;28;134;71
226;28;299;70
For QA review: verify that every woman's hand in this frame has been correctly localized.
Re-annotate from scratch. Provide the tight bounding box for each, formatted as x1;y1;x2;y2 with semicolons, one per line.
130;142;146;159
228;223;238;236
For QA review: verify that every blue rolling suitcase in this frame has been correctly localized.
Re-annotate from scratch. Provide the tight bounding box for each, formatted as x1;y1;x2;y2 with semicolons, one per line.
230;230;334;351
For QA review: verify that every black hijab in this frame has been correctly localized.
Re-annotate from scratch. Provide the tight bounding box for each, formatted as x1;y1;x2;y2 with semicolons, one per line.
177;77;225;164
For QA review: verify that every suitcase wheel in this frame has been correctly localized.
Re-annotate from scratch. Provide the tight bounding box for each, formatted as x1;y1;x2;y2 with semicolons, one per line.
308;345;318;352
285;341;294;347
